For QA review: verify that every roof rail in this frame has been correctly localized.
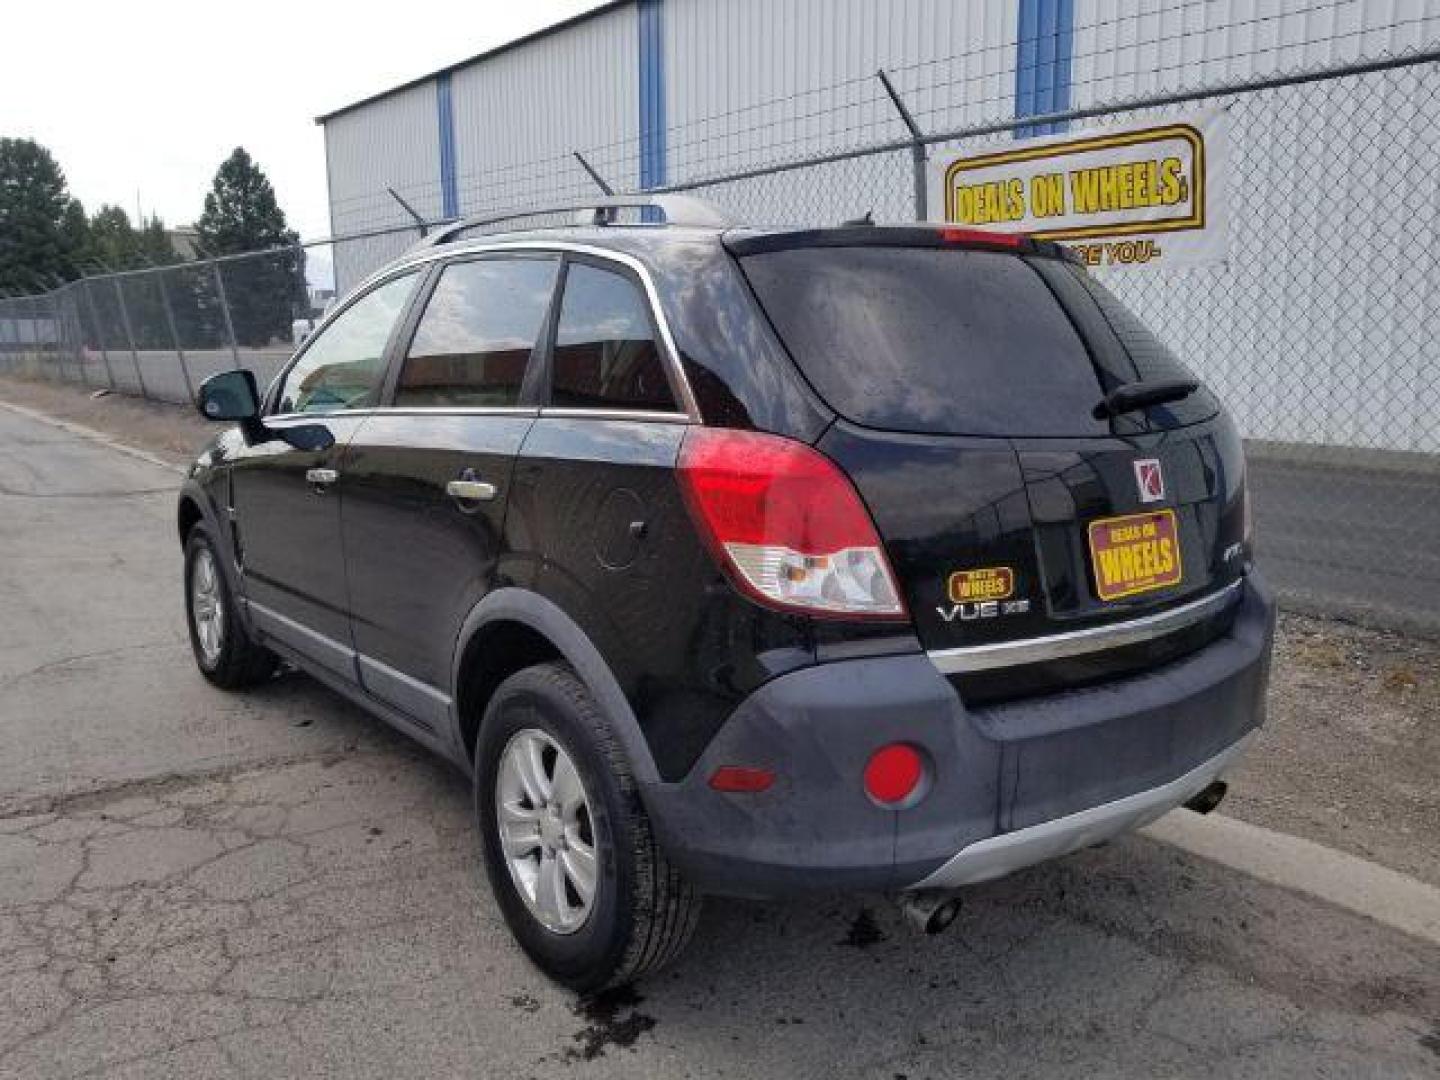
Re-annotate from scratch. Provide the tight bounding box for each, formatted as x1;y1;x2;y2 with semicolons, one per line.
419;195;733;248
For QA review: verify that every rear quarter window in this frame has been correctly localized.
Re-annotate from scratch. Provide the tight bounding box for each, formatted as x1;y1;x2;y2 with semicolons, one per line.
738;247;1112;437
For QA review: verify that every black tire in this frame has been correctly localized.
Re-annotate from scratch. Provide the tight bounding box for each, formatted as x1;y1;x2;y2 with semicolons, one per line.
183;523;277;689
475;661;700;993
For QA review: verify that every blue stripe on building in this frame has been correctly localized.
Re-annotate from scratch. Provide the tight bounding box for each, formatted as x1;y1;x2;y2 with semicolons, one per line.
638;0;666;190
436;72;459;219
1015;0;1074;139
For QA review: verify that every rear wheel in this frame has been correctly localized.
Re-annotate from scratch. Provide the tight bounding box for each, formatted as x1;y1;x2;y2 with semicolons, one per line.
476;662;700;992
184;524;276;689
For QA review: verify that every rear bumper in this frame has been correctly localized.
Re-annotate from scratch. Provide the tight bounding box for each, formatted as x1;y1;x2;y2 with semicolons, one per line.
641;572;1275;898
911;732;1251;889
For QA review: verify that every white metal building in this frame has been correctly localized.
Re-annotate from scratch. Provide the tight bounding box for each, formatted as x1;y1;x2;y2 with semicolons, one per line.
318;0;1440;452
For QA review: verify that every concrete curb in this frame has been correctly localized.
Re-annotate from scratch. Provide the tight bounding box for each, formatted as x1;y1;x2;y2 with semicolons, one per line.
1143;810;1440;946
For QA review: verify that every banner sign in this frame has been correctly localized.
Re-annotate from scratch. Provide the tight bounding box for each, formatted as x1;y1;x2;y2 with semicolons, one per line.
930;108;1229;267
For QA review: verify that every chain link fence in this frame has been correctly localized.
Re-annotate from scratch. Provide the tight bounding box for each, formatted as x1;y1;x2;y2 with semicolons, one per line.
2;49;1438;629
0;239;355;406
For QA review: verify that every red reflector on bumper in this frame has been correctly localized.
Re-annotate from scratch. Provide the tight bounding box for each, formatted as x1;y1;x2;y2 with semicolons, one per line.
864;744;924;805
709;766;776;793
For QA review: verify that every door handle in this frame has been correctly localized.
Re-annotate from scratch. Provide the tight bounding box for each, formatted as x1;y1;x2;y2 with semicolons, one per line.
446;478;497;502
306;467;339;489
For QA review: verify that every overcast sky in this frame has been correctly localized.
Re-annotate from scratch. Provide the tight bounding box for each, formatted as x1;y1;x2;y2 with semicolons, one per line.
0;0;608;239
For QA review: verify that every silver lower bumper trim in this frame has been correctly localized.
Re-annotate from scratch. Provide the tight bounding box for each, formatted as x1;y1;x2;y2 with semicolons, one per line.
908;733;1255;891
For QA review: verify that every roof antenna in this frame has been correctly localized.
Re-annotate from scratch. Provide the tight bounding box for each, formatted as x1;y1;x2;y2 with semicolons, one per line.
842;209;875;227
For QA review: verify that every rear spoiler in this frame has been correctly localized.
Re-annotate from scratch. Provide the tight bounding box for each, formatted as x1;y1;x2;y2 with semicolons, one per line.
723;225;1080;262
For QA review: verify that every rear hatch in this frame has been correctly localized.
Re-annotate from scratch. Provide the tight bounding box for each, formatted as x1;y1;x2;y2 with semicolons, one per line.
731;230;1248;700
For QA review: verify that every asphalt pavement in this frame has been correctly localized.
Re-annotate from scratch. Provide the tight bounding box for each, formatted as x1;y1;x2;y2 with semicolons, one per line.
1;404;1438;1079
1250;453;1440;635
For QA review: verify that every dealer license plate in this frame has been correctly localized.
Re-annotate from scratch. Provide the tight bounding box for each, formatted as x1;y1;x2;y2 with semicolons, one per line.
1087;509;1183;602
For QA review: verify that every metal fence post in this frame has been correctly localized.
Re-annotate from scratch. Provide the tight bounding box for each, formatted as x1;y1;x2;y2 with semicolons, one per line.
80;281;116;389
47;295;75;385
0;300;16;374
112;277;148;398
210;260;242;367
61;291;89;387
154;270;194;402
877;68;928;221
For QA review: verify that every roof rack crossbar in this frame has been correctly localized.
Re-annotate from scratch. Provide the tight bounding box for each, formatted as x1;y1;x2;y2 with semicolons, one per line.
419;195;732;247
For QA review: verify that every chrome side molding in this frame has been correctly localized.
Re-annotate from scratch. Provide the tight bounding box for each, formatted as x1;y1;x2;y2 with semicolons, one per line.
927;580;1243;675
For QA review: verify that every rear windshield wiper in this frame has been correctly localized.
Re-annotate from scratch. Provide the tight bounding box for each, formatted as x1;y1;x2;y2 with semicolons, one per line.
1094;377;1199;419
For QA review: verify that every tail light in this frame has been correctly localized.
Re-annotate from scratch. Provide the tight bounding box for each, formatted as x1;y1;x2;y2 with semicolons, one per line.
676;428;907;621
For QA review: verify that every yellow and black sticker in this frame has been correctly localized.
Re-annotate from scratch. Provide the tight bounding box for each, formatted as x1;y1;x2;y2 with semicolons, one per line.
947;566;1015;604
1087;509;1183;602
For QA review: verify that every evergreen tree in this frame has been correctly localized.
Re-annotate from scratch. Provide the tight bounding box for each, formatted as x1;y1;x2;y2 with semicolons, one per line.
138;215;177;267
196;148;304;345
59;199;90;279
0;138;76;292
86;205;142;271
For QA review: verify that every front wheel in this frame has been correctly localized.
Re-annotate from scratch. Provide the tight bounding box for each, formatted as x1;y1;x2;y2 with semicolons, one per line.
475;662;700;992
184;524;276;689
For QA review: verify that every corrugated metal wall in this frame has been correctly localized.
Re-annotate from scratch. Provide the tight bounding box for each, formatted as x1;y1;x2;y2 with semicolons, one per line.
661;0;1017;222
450;4;639;213
324;81;444;293
1069;0;1440;103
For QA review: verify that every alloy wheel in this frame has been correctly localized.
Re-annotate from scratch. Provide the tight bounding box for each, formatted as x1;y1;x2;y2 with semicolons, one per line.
494;728;599;935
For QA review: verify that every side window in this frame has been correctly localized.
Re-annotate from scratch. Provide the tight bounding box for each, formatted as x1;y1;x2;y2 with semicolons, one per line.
395;256;559;408
551;263;677;411
274;272;417;414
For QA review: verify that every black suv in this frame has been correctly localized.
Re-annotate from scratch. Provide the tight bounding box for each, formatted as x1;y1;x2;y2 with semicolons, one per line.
179;196;1273;991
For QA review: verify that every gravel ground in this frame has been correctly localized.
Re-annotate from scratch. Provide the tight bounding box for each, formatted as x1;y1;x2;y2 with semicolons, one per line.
3;372;1437;887
1230;612;1440;885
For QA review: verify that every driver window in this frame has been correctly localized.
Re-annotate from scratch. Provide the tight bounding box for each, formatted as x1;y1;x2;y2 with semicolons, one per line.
274;272;418;414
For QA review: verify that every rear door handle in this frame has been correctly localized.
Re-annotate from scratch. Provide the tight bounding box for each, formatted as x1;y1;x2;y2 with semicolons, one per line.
306;467;339;488
446;478;497;502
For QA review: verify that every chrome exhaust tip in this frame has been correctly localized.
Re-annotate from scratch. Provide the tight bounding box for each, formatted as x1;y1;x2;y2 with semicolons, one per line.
895;890;963;935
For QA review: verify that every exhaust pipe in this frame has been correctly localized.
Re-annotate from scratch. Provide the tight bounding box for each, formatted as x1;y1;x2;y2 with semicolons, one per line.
895;890;963;935
1184;780;1228;815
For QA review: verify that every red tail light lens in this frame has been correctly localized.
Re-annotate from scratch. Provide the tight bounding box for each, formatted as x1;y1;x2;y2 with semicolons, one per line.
941;227;1023;248
676;428;907;620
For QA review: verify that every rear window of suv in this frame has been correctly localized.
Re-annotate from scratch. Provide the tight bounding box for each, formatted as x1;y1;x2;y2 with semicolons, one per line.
738;246;1209;437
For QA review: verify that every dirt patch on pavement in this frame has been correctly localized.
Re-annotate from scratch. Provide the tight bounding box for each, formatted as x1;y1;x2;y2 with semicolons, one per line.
1;375;1435;886
0;375;213;464
1230;611;1440;886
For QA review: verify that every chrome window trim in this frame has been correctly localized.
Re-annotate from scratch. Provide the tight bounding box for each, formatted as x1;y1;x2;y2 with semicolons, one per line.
264;406;541;422
927;580;1243;675
261;405;693;424
538;407;691;424
306;240;703;423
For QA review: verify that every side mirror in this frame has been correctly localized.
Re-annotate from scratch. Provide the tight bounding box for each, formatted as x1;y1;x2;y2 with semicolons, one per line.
197;370;261;422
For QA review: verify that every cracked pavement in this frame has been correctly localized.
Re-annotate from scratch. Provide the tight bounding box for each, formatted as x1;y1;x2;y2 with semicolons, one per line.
1;403;1438;1079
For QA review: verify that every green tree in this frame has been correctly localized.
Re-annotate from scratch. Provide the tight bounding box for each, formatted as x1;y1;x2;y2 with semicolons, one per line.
0;138;76;292
59;199;90;276
196;147;304;346
85;205;141;271
138;215;176;267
